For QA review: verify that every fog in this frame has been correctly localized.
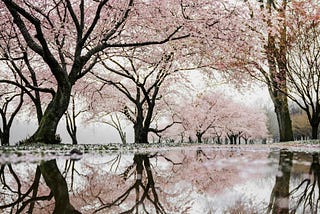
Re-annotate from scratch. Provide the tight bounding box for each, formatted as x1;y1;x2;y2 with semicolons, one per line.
10;118;134;145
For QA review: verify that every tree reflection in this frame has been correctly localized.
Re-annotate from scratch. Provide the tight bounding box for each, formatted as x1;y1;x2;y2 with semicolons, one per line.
95;154;165;214
267;149;293;214
268;150;320;214
40;160;80;214
0;164;47;213
290;153;320;213
0;159;80;214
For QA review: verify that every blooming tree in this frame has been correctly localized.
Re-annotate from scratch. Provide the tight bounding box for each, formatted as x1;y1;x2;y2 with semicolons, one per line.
0;0;190;144
282;1;320;139
89;46;189;143
172;91;230;143
210;0;295;142
165;90;268;144
0;83;23;145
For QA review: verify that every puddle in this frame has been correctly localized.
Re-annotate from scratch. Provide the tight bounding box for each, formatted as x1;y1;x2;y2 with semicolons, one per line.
0;145;319;213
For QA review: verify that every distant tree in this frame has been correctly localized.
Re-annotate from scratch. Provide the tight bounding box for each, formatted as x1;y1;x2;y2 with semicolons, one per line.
168;90;268;144
172;91;229;144
89;112;128;144
0;83;23;145
292;113;311;140
65;92;88;145
265;108;280;142
291;110;312;140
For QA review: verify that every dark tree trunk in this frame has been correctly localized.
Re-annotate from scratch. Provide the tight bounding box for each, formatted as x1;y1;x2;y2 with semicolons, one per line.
39;160;80;214
70;134;78;145
66;96;79;145
30;84;72;144
66;114;78;145
265;0;293;143
228;135;232;144
134;122;148;144
217;136;221;144
133;103;152;144
273;95;294;142
311;124;319;139
0;129;10;146
196;132;203;143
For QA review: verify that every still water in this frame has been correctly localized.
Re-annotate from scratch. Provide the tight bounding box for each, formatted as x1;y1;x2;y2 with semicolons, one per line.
0;144;319;213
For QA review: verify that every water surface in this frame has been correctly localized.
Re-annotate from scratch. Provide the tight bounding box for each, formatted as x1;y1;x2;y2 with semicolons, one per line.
0;144;319;213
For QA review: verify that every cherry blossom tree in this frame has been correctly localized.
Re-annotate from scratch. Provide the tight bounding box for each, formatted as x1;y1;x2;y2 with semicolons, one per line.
222;104;269;144
283;1;320;139
214;0;295;142
171;91;229;143
166;90;268;144
0;0;189;144
0;19;54;124
65;93;83;145
0;83;23;145
89;45;193;143
242;0;320;141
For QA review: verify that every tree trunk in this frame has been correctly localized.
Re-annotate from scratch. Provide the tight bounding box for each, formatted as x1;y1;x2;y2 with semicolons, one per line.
30;84;72;144
70;134;78;145
311;124;319;139
39;160;80;214
265;0;293;143
274;97;294;142
66;115;78;145
0;128;10;146
134;122;148;144
196;132;203;143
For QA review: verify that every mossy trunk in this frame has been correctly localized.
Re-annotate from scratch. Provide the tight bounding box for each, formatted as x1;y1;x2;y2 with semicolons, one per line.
265;0;293;143
274;95;294;142
30;83;72;144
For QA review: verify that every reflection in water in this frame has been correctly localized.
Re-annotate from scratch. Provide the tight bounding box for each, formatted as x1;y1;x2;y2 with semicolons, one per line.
268;150;320;214
0;159;80;214
268;149;293;214
95;154;164;213
290;153;320;213
39;160;80;214
0;147;319;213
